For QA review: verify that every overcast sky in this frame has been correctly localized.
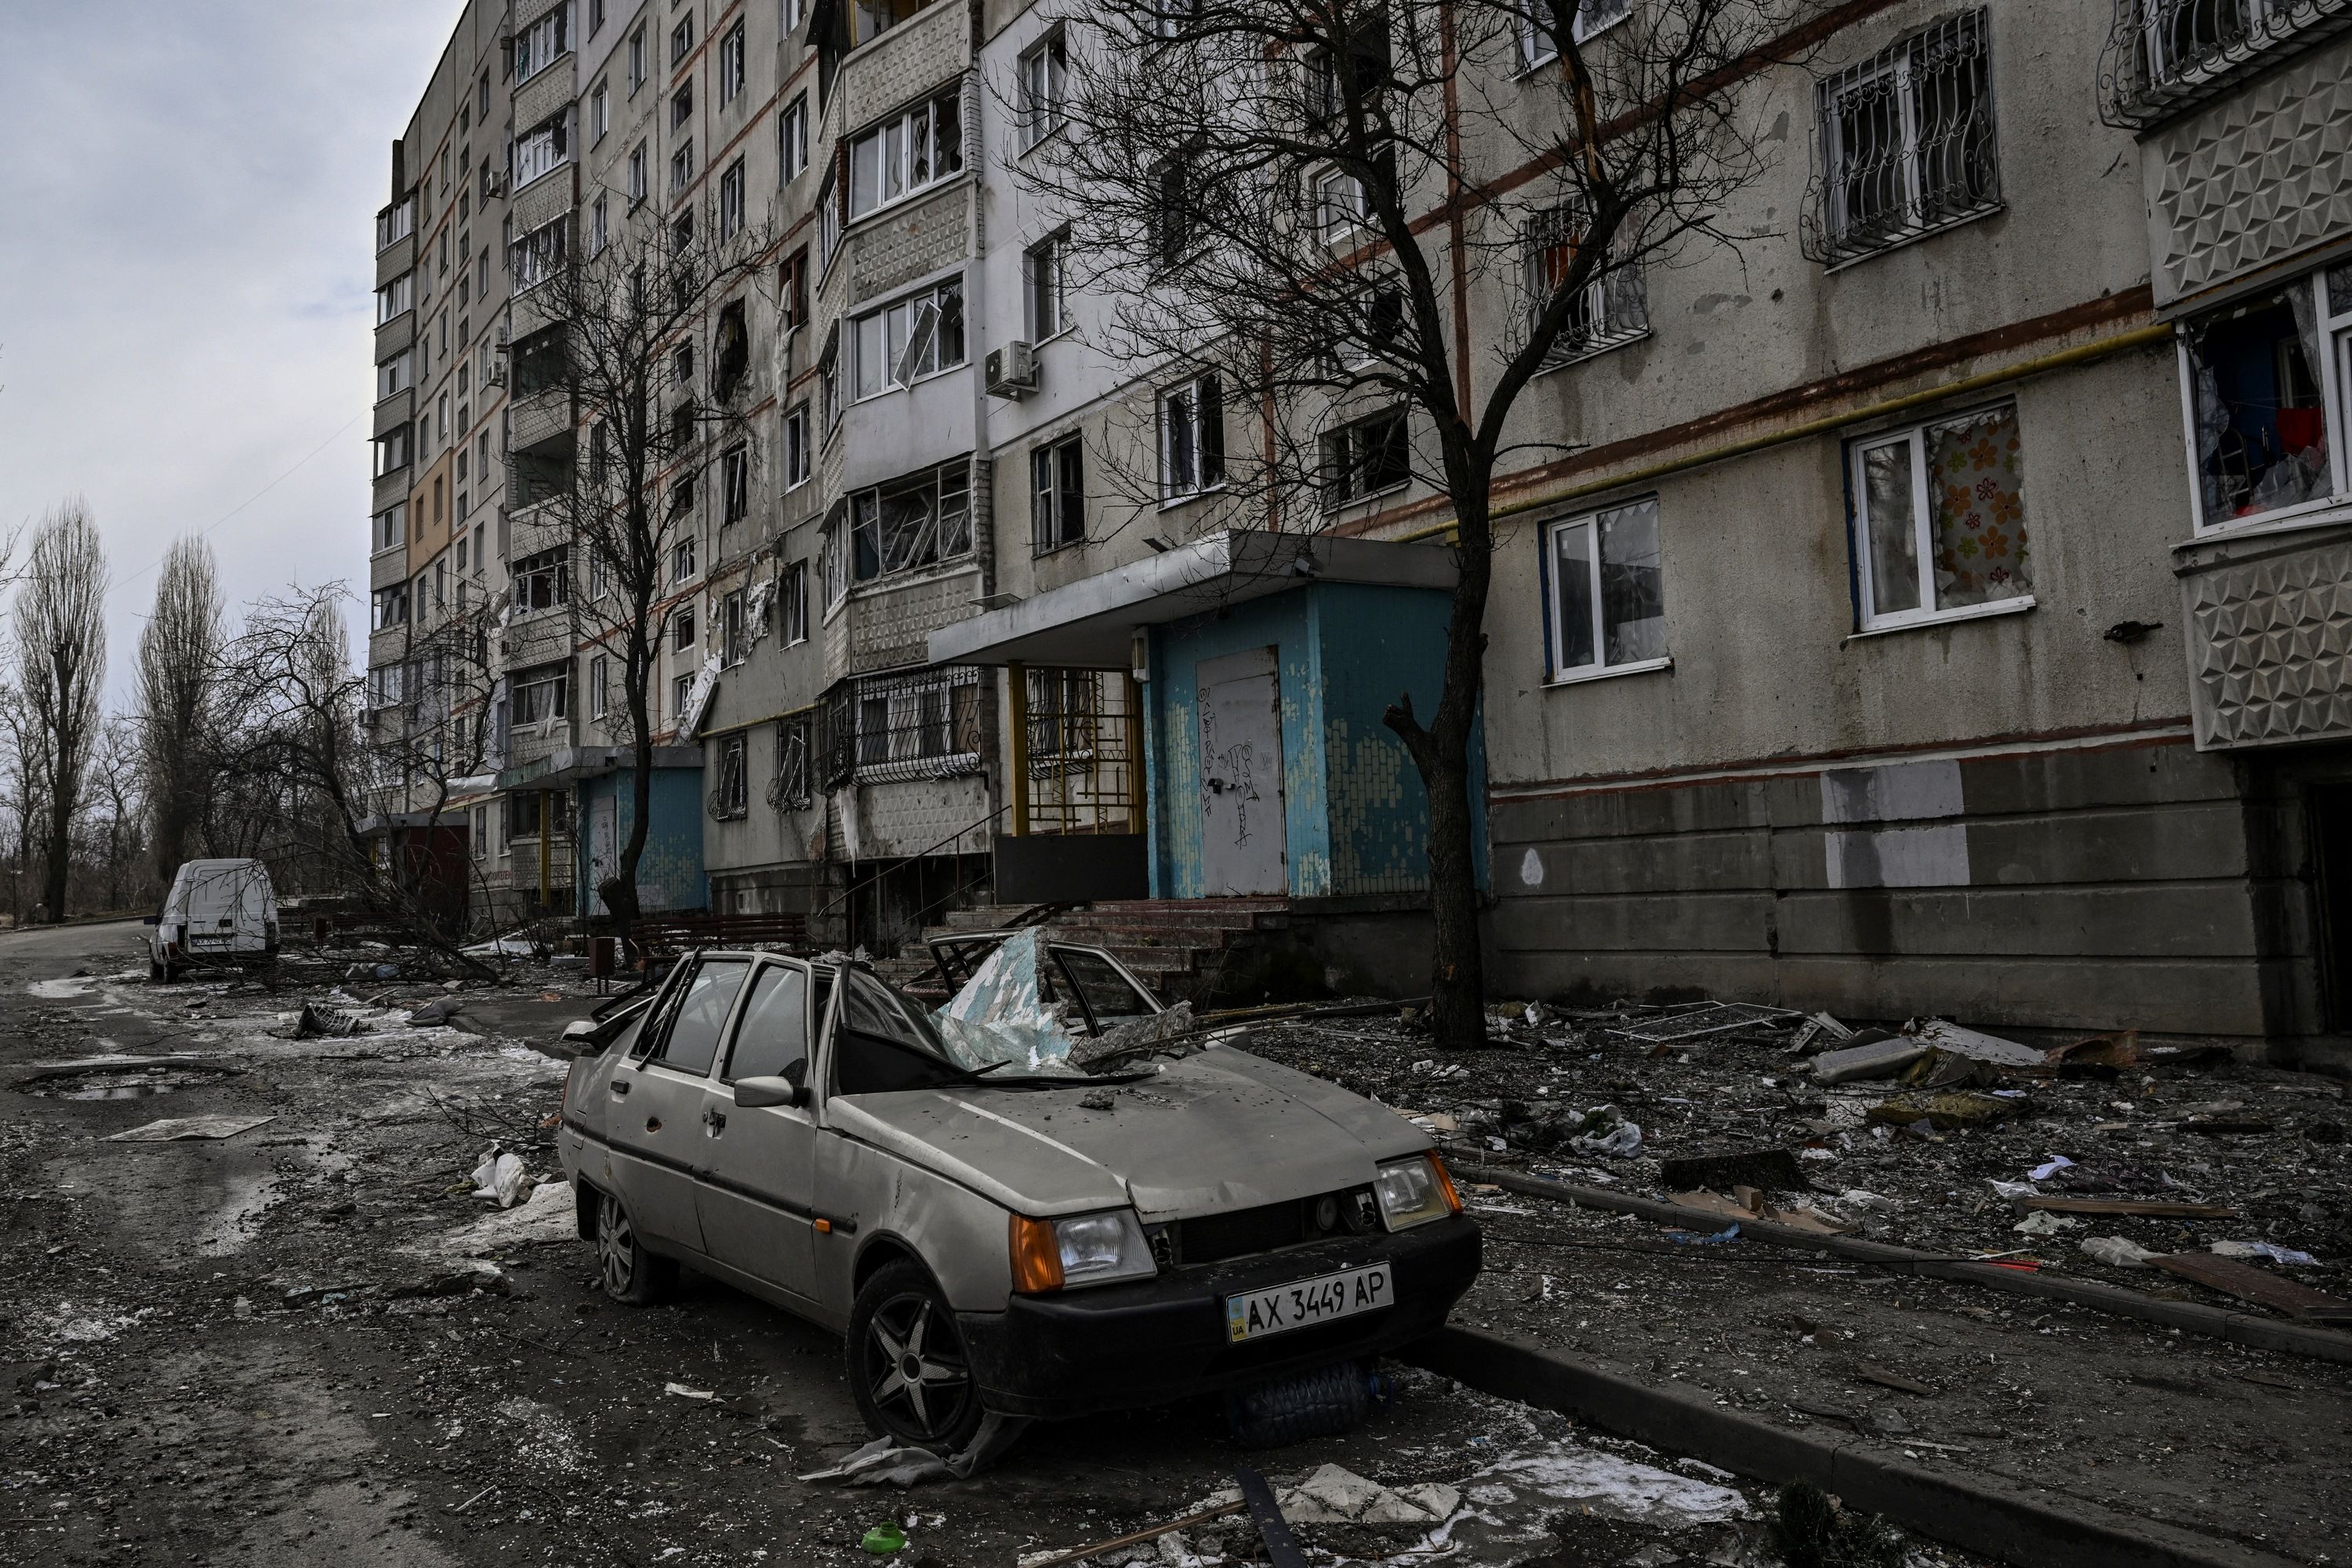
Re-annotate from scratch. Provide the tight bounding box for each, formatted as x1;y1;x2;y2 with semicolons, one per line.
0;1;461;705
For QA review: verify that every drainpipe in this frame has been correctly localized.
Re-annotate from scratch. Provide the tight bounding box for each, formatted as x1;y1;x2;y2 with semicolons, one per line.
1007;662;1030;837
1393;322;2174;542
538;788;552;909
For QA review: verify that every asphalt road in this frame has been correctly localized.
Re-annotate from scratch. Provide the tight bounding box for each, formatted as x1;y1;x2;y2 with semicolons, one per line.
0;921;1835;1568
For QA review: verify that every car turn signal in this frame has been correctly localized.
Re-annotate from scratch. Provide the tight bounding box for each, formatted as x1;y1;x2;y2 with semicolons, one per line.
1009;1214;1065;1294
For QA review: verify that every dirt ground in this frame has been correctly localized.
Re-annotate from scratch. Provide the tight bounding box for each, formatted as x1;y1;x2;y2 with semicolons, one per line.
0;922;2002;1568
1239;1005;2352;1564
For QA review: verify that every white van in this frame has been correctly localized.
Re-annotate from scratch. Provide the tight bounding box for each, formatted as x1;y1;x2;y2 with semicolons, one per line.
148;858;280;982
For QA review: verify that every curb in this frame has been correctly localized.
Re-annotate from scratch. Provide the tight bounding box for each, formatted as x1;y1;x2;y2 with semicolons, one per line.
1404;1327;2305;1568
1485;1170;2352;1367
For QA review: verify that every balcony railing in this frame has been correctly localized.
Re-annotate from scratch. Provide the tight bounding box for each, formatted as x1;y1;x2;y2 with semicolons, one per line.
2100;0;2352;128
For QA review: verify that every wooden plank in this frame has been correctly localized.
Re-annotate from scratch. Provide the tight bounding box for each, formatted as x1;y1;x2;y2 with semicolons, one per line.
2153;1253;2352;1321
2013;1197;2237;1219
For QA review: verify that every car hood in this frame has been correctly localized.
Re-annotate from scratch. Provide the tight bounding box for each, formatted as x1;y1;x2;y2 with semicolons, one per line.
826;1043;1430;1220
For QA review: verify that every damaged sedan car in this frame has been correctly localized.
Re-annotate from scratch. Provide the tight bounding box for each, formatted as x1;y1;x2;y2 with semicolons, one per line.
557;931;1480;1455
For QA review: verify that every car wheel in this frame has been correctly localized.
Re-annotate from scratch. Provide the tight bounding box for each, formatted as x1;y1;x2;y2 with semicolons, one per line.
595;1189;673;1305
148;958;165;983
849;1260;985;1454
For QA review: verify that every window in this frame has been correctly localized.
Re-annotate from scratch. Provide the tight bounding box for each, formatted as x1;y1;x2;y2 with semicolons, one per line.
2179;270;2350;533
629;25;648;90
673;80;695;131
672;14;696;66
1031;437;1084;551
780;96;809;181
1544;496;1667;679
512;662;571;724
368;662;408;708
515;547;571;611
848;89;964;219
783;561;809;643
1151;152;1196;267
1849;403;2031;630
851;0;940;45
821;502;850;604
628;142;649;204
719;22;746;104
1522;209;1650;366
1018;31;1066;148
820;325;842;435
783;0;808;35
1313;166;1370;247
376;198;414;252
376;350;413;401
719;158;746;240
1024;232;1065;341
721;588;750;665
674;605;699;650
1809;9;1998;267
1516;0;1629;71
772;717;813;809
372;583;411;630
784;404;811;488
781;249;809;330
838;463;972;584
671;140;696;195
375;502;407;552
818;168;841;266
376;272;414;325
673;534;699;583
1159;374;1225;499
374;423;412;477
839;666;985;779
590;0;607;34
591;194;609;255
589;544;611;599
514;217;568;290
589;654;610;720
674;673;695;717
515;109;575;189
721;445;750;523
591;82;609;142
712;735;749;817
514;5;571;82
1305;10;1393;122
1322;407;1410;505
851;279;967;398
1150;0;1200;39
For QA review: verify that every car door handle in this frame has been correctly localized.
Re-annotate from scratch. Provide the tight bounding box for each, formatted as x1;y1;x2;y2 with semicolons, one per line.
702;1107;727;1132
610;1080;630;1096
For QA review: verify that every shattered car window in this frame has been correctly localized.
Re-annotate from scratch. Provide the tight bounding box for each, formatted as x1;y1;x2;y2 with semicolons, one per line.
1052;947;1155;1033
931;928;1089;1073
724;964;809;1083
835;968;974;1094
659;958;750;1076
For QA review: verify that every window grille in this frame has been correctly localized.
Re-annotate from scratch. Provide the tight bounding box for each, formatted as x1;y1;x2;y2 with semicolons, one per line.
1020;670;1138;836
1522;210;1650;366
2099;0;2352;127
1802;11;2000;267
709;735;750;819
818;666;985;788
769;716;815;810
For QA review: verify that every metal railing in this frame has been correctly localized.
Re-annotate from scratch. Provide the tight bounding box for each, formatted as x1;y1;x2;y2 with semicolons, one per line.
2099;0;2352;127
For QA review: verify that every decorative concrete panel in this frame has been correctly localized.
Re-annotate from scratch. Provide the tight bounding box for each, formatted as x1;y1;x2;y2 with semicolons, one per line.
2146;36;2352;303
2181;523;2352;748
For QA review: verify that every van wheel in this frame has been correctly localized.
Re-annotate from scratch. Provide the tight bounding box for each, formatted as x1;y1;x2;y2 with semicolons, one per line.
148;959;165;983
849;1260;985;1454
595;1189;673;1305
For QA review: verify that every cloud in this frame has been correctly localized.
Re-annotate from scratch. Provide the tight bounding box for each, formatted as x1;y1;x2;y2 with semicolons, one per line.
0;0;462;704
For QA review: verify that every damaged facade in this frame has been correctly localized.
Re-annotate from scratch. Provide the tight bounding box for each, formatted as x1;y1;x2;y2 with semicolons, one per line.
366;0;2352;1065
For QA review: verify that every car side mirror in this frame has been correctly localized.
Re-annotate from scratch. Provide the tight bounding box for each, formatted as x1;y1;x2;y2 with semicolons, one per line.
734;1073;808;1110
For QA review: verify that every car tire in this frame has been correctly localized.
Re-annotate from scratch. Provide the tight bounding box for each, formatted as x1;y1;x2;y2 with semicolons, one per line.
848;1259;987;1454
148;958;165;983
594;1188;673;1305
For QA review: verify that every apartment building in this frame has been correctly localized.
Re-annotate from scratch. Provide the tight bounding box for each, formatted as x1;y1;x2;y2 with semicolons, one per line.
372;0;2352;1059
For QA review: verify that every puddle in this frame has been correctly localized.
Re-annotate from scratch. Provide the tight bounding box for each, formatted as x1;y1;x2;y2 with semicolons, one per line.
30;976;98;1000
14;1059;239;1100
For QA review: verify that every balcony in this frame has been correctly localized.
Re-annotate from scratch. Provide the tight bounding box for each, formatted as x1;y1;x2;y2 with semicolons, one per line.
2178;516;2352;749
2101;0;2352;128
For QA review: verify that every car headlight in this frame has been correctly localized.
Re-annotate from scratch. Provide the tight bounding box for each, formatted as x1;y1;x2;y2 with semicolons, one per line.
1009;1209;1156;1293
1374;1153;1462;1232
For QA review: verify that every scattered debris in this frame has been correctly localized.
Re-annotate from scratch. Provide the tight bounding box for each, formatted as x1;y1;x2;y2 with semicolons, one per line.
295;1001;365;1039
664;1382;716;1401
1900;1018;2047;1071
1767;1481;1904;1568
105;1115;276;1143
2079;1235;2158;1269
469;1149;532;1208
1656;1145;1811;1194
2013;1196;2236;1220
1607;1003;1797;1045
407;996;464;1025
861;1522;907;1555
2211;1240;2320;1267
2154;1253;2352;1323
1853;1363;1936;1397
1667;1189;1853;1236
1809;1037;1929;1085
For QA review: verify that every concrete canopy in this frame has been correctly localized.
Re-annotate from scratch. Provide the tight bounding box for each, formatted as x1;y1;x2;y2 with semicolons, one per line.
495;745;704;793
927;529;1460;668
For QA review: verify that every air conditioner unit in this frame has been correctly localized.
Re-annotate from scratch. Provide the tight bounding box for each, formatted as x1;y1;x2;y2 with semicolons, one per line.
485;364;508;388
485;172;509;198
984;341;1039;400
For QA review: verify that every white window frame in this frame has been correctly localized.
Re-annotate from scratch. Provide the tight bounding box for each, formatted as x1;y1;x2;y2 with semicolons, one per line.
1157;373;1225;503
513;217;568;292
591;81;609;143
376;198;414;252
850;278;966;401
1321;405;1412;508
1313;166;1370;248
1018;30;1067;150
670;138;696;195
628;143;648;205
719;158;747;240
1847;401;2034;633
514;107;575;191
784;560;810;644
2176;267;2352;539
1542;495;1671;683
377;271;414;325
590;194;609;255
781;96;810;181
629;25;648;91
719;20;748;105
1024;231;1066;342
784;403;812;489
376;349;413;401
783;0;808;35
589;653;610;720
374;502;407;554
514;5;571;83
1031;435;1085;552
847;88;965;220
1516;0;1630;72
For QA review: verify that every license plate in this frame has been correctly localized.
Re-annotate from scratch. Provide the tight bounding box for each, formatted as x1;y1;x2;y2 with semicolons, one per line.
1225;1263;1392;1343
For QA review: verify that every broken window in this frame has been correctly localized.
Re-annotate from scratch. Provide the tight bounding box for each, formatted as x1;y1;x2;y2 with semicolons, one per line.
1517;0;1630;69
1019;30;1067;148
1544;495;1666;678
372;584;411;630
710;735;749;818
510;326;568;396
844;463;972;582
1848;402;2030;629
851;279;966;399
514;107;574;189
718;20;746;104
848;87;964;217
511;661;571;724
514;4;571;82
1160;373;1225;499
2180;270;2347;532
719;157;746;241
784;404;811;490
721;587;749;665
1031;436;1085;552
1523;209;1650;367
1807;10;1998;266
1322;407;1410;506
713;300;751;399
770;715;814;810
514;547;570;611
720;443;750;524
783;561;809;644
513;216;569;291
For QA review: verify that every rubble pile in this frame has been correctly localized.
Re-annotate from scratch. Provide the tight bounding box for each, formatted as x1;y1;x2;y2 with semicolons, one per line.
1240;1000;2352;1307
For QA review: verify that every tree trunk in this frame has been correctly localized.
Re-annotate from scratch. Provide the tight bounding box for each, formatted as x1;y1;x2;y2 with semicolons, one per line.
43;785;71;922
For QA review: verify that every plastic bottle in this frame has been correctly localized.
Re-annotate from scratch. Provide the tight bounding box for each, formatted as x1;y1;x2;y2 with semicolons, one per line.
1223;1361;1394;1448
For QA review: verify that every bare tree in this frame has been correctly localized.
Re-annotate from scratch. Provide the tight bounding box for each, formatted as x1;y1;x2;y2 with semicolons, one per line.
84;718;149;915
135;535;227;881
517;198;775;946
15;500;109;922
1019;0;1792;1043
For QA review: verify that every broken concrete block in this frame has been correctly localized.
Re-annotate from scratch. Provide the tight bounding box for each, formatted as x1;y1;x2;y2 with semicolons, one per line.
1656;1146;1811;1194
1809;1038;1929;1084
